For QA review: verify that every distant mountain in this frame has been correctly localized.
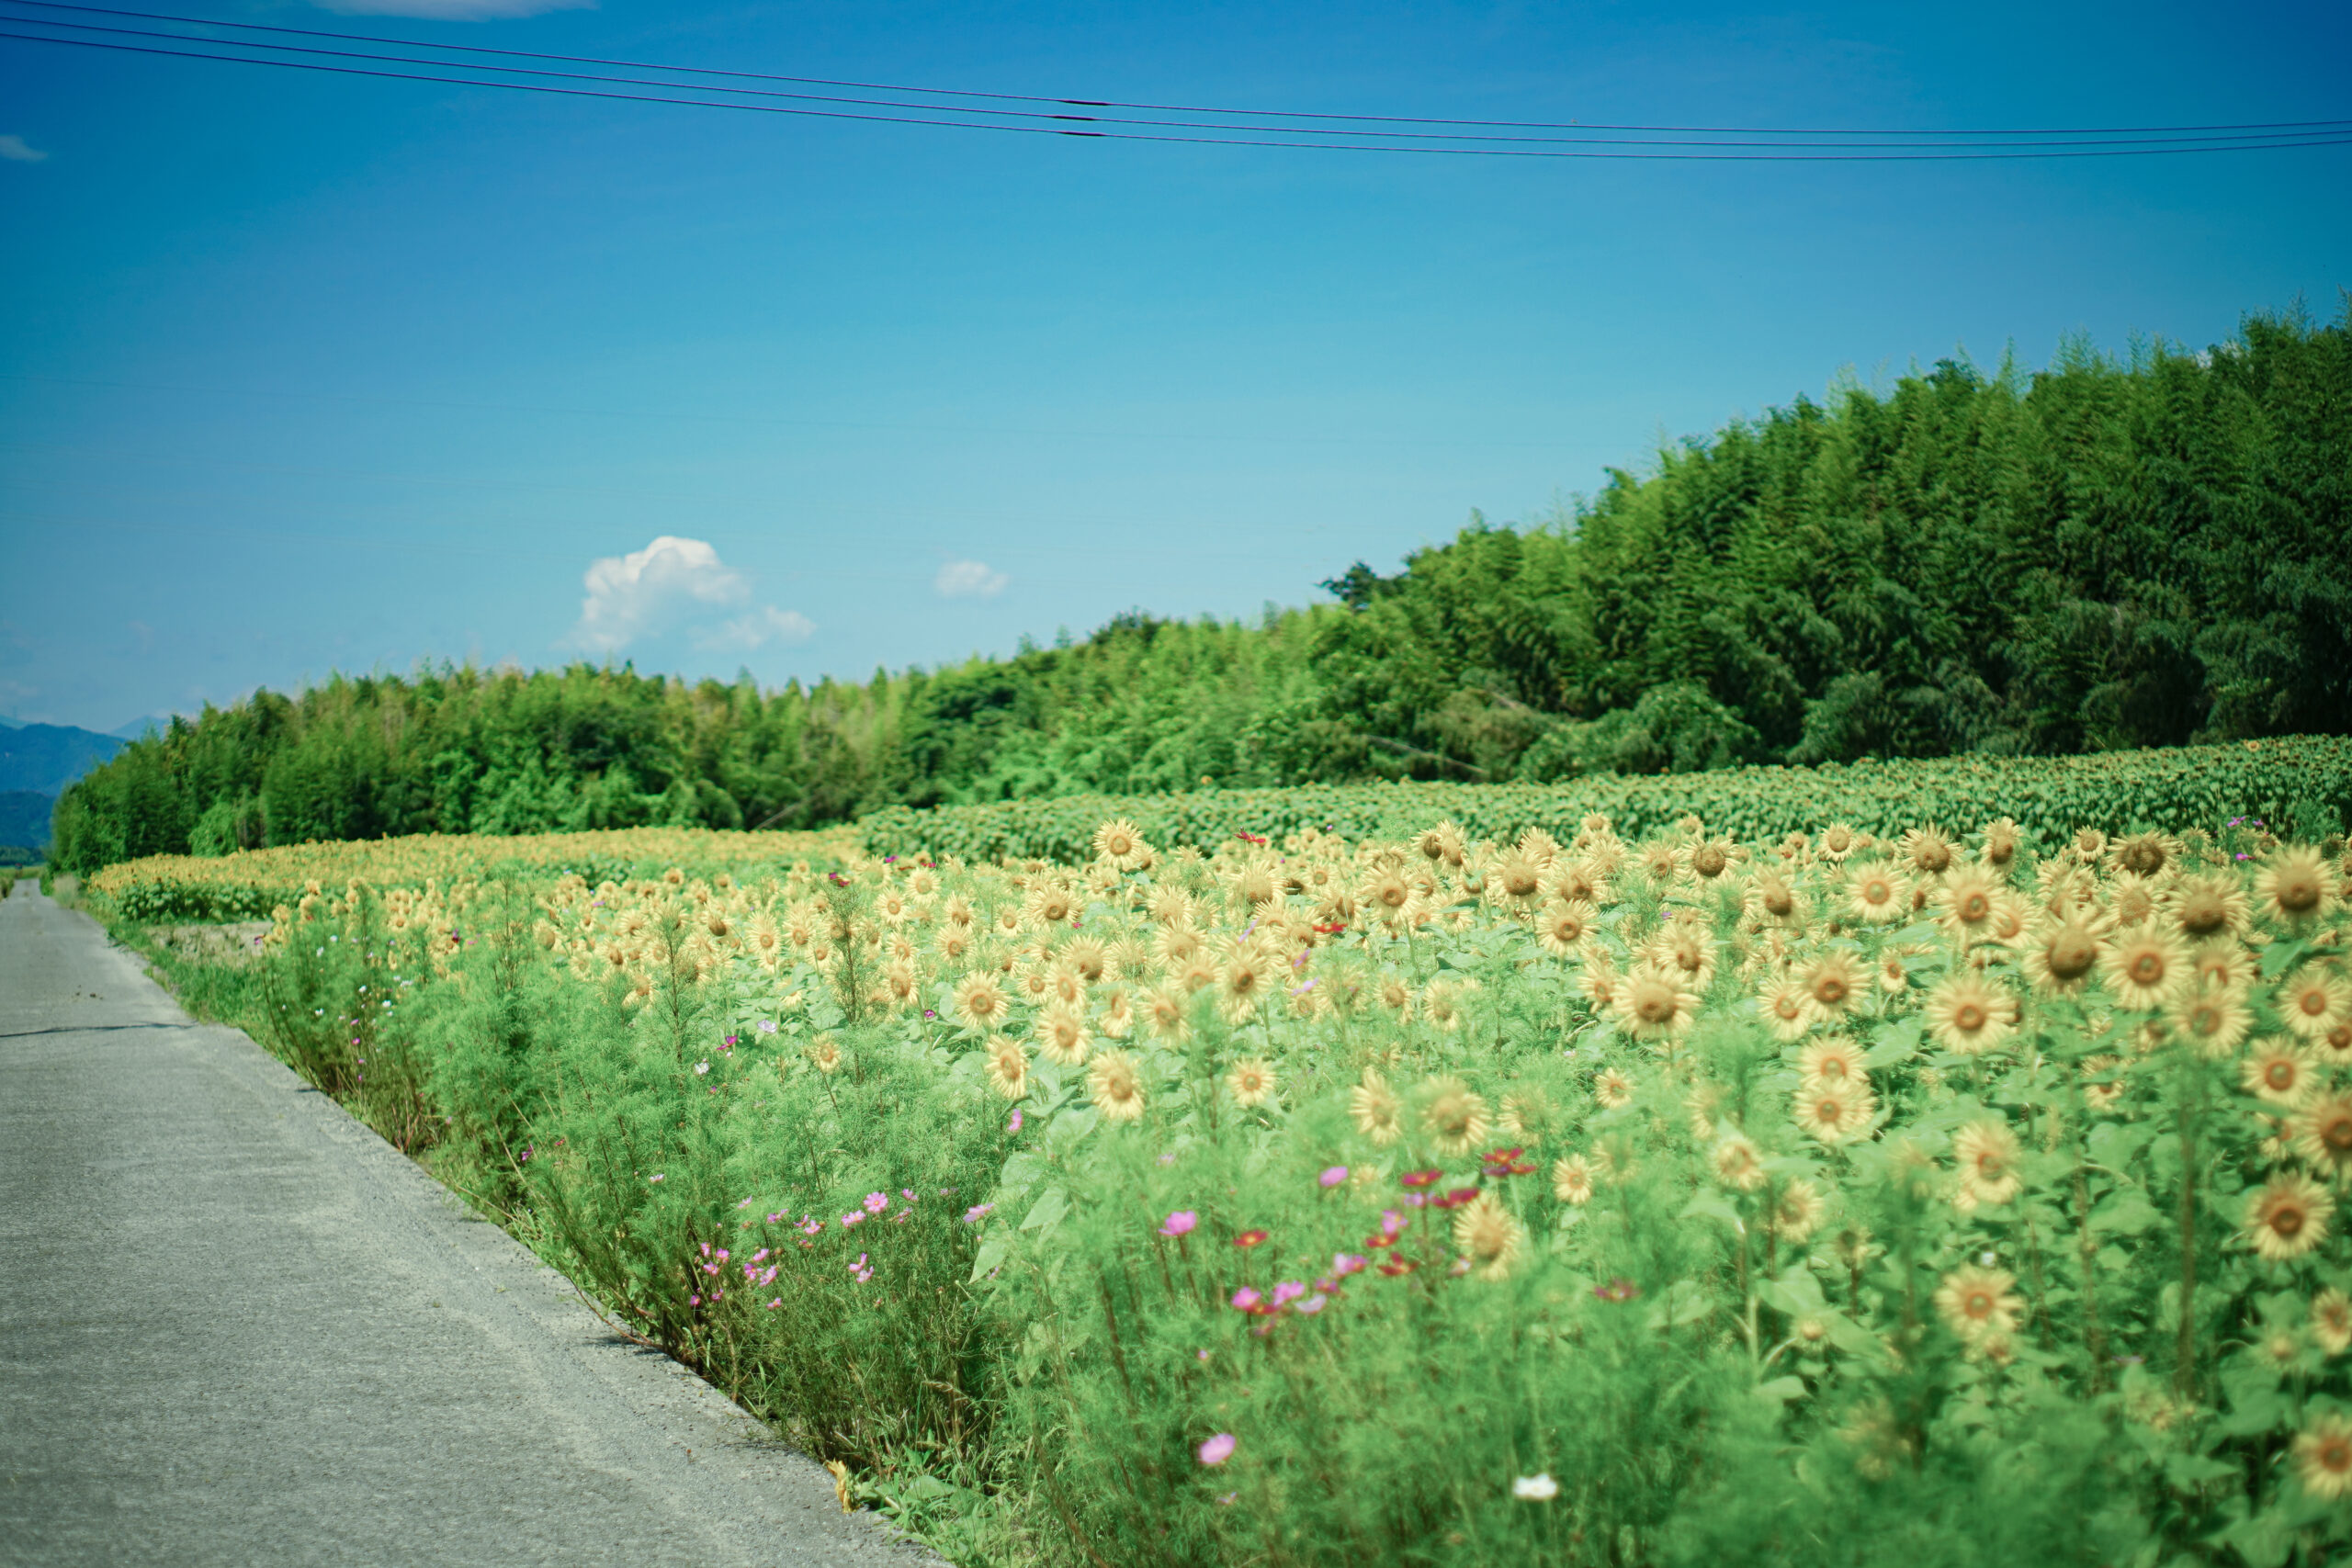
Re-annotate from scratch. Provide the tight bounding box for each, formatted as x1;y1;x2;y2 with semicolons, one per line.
0;790;52;852
0;724;127;795
108;716;174;741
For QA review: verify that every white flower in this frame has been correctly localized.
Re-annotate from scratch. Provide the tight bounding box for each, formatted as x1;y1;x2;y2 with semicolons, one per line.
1512;1472;1558;1501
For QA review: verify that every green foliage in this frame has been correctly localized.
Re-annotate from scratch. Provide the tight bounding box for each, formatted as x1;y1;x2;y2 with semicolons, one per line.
863;735;2352;865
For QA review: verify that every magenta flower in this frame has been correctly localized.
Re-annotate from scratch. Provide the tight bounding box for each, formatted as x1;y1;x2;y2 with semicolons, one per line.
963;1202;995;1224
864;1191;889;1214
1318;1166;1349;1188
1229;1286;1263;1312
1198;1433;1237;1466
1295;1292;1328;1315
842;1212;865;1228
1270;1280;1306;1308
1159;1210;1199;1237
1331;1252;1367;1277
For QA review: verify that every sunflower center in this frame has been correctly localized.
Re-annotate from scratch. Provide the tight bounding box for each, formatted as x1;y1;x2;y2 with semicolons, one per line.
1962;1290;1994;1319
1815;976;1849;1006
1693;846;1727;877
2278;873;2322;913
1955;1001;1987;1032
2268;1062;2299;1090
1765;888;1793;916
1960;893;1990;922
2049;931;2098;979
2299;988;2329;1018
2274;1206;2308;1237
2323;1115;2352;1154
2180;894;2225;933
2129;952;2165;986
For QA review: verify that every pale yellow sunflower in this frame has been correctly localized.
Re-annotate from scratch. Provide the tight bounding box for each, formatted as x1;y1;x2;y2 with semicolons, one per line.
1086;1049;1146;1122
2245;1173;2335;1263
1226;1057;1279;1110
1552;1154;1596;1205
1951;1119;2024;1207
2101;925;2190;1011
2291;1411;2352;1501
1453;1191;1528;1281
2289;1095;2352;1179
2245;1038;2320;1107
1923;972;2018;1056
1420;1076;1492;1156
1933;1264;2024;1345
1349;1068;1405;1146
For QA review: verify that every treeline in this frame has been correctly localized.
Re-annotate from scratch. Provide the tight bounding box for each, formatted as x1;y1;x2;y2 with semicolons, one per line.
52;301;2351;873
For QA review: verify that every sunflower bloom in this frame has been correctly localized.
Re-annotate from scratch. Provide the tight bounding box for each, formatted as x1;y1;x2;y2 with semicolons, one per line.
1453;1191;1528;1281
1553;1154;1596;1205
2244;1039;2319;1107
2101;926;2189;1011
1350;1069;1405;1146
953;971;1012;1032
2290;1095;2352;1179
1420;1076;1493;1156
1846;863;1910;924
1087;1049;1146;1123
1771;1178;1826;1244
985;1036;1031;1101
2245;1173;2334;1263
2256;847;2335;928
1712;1132;1767;1192
1140;981;1193;1043
1613;966;1698;1043
1952;1119;2023;1207
1923;972;2018;1055
1934;1264;2024;1345
1091;818;1150;871
1802;952;1868;1018
1226;1057;1278;1109
2168;986;2252;1059
2278;964;2351;1043
1792;1079;1875;1145
1035;1002;1092;1066
1758;977;1816;1041
2291;1411;2352;1501
2311;1288;2352;1356
1796;1038;1869;1088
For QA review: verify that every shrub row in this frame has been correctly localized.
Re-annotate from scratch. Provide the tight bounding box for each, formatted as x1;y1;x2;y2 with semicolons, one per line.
858;736;2352;863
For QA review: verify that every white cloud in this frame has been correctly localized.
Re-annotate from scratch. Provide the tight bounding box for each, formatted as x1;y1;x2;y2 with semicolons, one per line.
696;605;816;652
0;135;49;164
309;0;594;19
935;559;1009;599
571;536;745;650
570;536;811;656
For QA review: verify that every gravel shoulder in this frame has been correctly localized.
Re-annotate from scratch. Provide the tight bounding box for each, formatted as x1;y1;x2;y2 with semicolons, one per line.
0;888;942;1568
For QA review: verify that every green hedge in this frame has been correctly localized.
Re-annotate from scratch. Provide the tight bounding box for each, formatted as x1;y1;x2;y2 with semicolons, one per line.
857;736;2352;863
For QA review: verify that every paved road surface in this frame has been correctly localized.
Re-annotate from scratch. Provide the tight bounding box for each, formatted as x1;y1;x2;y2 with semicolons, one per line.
0;888;940;1567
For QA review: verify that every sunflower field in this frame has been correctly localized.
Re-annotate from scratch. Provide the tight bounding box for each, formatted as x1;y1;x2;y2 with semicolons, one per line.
116;803;2352;1566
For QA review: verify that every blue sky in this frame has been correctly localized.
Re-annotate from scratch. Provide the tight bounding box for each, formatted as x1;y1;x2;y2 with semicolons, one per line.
2;0;2346;731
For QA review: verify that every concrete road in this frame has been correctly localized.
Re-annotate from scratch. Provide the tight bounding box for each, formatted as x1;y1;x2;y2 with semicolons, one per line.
0;889;942;1568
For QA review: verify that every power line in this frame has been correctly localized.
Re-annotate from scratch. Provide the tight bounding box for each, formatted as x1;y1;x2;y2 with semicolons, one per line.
11;0;2352;142
5;6;2347;160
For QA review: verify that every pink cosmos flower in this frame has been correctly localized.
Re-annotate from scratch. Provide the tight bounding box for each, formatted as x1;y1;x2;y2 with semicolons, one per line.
864;1192;889;1213
1270;1280;1306;1308
1159;1211;1198;1237
1198;1433;1237;1466
1229;1286;1263;1312
1331;1252;1367;1277
1319;1166;1349;1188
1295;1293;1328;1315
